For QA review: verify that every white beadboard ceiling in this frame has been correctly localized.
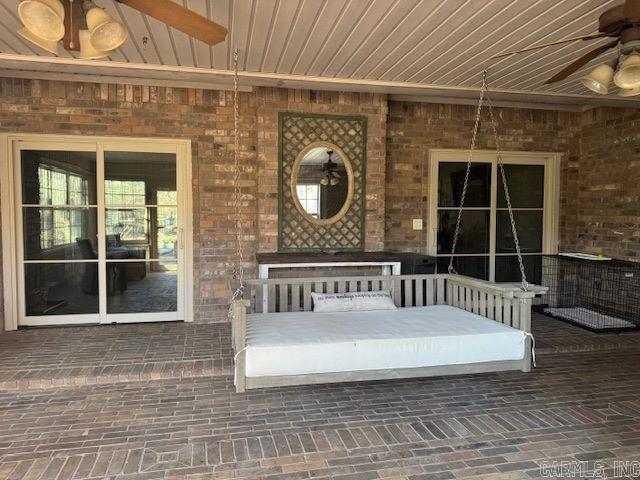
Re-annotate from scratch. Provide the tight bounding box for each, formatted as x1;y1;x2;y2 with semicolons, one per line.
0;0;639;109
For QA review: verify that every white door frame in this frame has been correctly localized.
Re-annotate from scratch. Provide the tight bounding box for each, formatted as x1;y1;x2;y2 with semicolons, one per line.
427;149;561;282
0;133;194;330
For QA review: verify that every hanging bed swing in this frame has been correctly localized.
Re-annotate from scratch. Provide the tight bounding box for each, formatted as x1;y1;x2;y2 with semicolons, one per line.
229;60;543;393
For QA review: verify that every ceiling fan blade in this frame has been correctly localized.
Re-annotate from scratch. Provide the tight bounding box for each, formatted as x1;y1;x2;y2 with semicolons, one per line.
624;0;640;22
491;32;608;59
117;0;228;45
544;40;618;84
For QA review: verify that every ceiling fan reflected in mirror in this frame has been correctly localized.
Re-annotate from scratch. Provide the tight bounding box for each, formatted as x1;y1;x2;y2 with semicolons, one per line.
17;0;228;59
320;151;341;187
492;0;640;97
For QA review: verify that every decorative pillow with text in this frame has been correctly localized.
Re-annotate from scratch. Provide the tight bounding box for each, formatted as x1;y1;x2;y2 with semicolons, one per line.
311;290;397;313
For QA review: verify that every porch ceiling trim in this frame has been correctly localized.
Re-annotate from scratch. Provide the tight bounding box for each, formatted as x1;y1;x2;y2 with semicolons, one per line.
2;54;639;111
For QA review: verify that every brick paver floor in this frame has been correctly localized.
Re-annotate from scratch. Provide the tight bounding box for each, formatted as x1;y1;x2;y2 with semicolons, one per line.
1;313;639;391
0;349;639;479
0;323;234;390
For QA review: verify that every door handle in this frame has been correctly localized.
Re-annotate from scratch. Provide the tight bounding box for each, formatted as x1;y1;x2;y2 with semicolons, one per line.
179;228;185;250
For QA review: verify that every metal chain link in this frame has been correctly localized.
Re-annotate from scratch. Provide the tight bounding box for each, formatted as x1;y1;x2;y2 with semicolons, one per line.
229;48;245;309
448;75;485;275
448;70;528;291
485;82;528;291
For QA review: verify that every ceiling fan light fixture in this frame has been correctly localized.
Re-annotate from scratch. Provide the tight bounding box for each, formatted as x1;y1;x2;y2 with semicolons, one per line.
618;86;640;96
17;26;59;54
79;29;113;59
86;7;128;51
18;0;64;42
614;52;640;89
580;64;614;94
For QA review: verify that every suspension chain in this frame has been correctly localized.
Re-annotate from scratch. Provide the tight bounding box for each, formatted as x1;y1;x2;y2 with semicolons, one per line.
486;85;528;291
448;70;528;291
448;75;485;275
230;48;245;306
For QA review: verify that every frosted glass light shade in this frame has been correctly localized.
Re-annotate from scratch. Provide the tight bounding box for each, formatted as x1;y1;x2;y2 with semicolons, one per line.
79;29;113;59
86;7;128;51
17;26;59;54
580;64;614;94
614;53;640;89
618;86;640;97
18;0;64;42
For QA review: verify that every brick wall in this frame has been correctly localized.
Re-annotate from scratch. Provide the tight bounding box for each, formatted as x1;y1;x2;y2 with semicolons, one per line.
0;75;637;329
385;101;582;253
0;78;259;324
0;79;387;327
578;107;640;260
255;88;388;252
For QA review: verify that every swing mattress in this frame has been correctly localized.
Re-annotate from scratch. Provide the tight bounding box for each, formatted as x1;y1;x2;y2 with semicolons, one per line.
244;305;527;377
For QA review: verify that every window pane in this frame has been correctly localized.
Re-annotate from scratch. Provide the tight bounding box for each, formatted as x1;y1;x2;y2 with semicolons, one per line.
21;150;96;205
497;165;544;208
23;207;97;260
25;263;99;315
106;208;147;242
297;184;320;217
438;162;491;207
495;255;542;284
438;210;490;254
157;190;177;205
104;180;146;206
496;210;543;253
105;151;176;206
437;256;489;280
105;207;176;260
106;261;177;313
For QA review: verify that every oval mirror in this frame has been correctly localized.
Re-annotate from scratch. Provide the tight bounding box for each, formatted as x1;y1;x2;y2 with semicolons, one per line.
291;143;354;225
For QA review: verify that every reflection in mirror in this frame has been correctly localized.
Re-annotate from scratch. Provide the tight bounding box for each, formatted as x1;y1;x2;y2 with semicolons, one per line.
294;147;350;220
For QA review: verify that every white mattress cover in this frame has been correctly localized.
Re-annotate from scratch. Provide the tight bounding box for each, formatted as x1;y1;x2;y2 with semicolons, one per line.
244;305;526;377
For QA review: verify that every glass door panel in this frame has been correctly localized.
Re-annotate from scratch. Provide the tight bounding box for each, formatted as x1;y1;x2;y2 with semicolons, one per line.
437;162;491;279
20;149;99;321
496;164;545;283
434;160;547;284
15;142;185;326
104;151;179;320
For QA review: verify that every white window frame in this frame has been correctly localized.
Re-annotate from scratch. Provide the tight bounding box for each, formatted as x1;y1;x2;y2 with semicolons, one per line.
0;134;193;331
427;149;561;283
296;183;321;218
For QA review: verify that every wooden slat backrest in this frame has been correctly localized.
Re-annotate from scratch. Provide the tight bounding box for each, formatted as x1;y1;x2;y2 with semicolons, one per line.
242;273;540;332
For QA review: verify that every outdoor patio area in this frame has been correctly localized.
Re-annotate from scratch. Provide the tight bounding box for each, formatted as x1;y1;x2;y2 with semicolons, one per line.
0;317;639;479
1;313;639;392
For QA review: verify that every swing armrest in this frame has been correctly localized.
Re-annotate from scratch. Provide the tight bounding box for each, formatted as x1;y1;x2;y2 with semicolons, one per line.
446;274;542;299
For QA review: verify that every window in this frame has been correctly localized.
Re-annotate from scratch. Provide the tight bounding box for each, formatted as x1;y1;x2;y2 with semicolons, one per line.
38;165;89;206
105;180;147;241
296;184;320;218
37;165;88;248
428;151;559;284
104;179;146;206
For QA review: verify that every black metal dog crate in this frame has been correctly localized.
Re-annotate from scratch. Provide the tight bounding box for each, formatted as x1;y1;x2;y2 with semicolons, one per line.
539;254;640;332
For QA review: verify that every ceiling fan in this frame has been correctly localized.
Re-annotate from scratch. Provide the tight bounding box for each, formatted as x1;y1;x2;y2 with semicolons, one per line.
17;0;228;59
320;151;341;187
493;0;640;97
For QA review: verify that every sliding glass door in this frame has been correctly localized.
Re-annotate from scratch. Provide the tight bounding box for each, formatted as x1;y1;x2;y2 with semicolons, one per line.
20;145;100;323
14;139;189;326
428;150;559;284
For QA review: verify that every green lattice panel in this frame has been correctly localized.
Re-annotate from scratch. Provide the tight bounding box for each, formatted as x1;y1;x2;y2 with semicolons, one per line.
278;112;367;252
